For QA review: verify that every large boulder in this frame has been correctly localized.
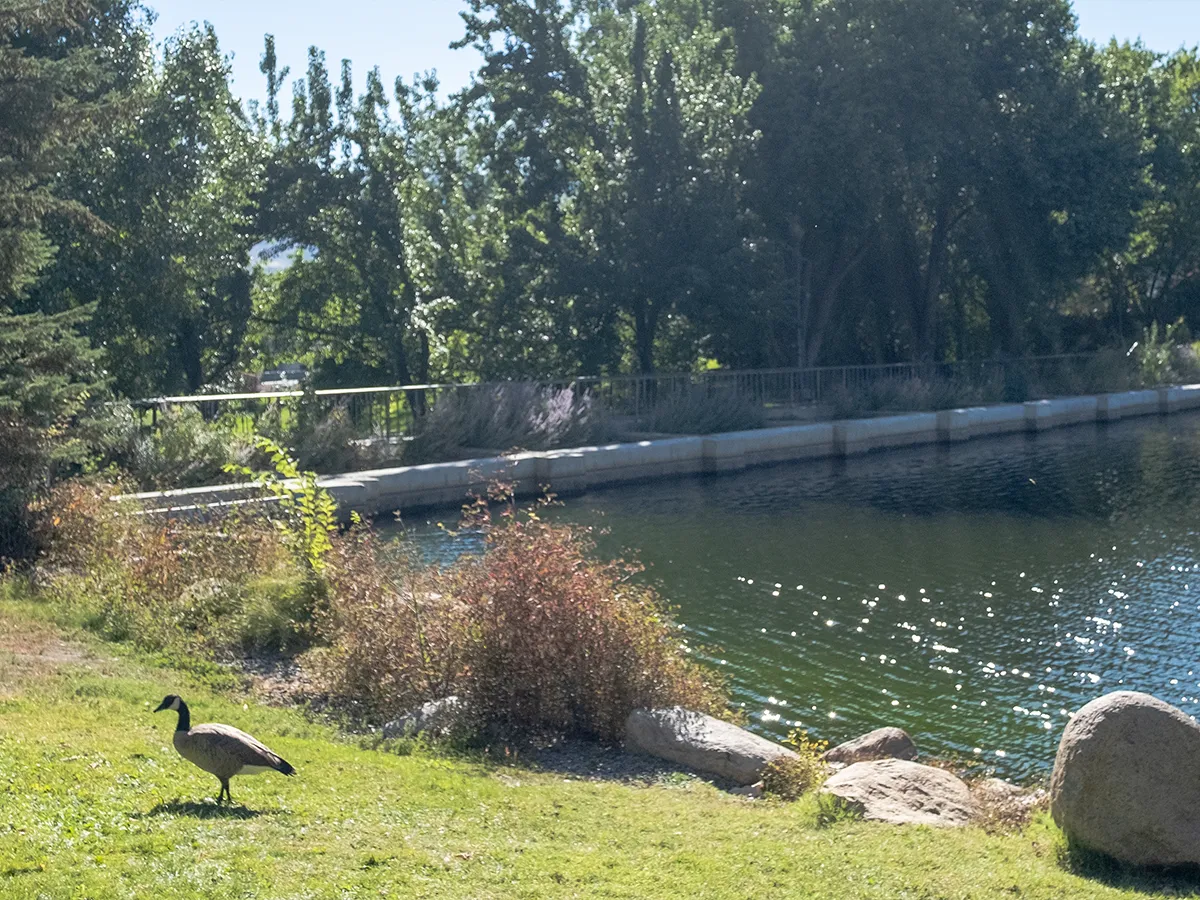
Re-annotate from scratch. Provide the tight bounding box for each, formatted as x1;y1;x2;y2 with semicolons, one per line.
1050;690;1200;866
624;707;797;785
820;759;975;826
823;727;918;766
382;696;468;739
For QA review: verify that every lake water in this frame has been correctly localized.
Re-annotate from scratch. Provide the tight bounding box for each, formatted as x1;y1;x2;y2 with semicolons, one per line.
398;413;1200;782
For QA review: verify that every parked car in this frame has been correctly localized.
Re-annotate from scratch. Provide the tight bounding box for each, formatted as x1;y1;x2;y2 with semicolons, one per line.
258;363;308;392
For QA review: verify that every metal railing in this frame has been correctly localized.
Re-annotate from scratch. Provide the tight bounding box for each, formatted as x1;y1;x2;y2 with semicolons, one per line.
133;353;1122;438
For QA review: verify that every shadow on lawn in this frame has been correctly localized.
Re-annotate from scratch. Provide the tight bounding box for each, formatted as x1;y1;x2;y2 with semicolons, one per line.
1061;841;1200;896
134;800;275;820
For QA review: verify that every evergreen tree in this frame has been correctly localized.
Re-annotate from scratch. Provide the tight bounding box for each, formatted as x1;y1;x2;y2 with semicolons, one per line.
0;0;137;558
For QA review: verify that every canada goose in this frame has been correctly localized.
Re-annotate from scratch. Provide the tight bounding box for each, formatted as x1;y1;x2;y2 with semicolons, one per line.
154;695;296;804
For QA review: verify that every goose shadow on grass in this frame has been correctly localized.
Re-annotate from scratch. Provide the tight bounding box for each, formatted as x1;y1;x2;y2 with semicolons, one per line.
133;800;275;820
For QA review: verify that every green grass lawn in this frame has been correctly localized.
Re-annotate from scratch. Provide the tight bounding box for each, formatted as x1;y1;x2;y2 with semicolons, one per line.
1;601;1197;899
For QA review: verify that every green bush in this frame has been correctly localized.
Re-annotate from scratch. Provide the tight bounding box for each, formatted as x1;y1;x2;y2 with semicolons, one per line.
761;730;830;800
225;573;321;655
408;384;611;462
828;377;987;418
257;389;390;473
226;436;339;575
131;406;256;490
1133;320;1200;387
36;476;307;655
640;385;766;434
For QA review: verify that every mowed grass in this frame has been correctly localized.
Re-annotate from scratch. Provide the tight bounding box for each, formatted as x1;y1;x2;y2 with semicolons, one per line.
1;602;1197;899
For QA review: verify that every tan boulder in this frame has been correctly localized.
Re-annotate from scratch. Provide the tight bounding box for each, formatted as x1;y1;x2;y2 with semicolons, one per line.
820;759;975;826
1050;690;1200;866
823;727;918;765
624;707;797;785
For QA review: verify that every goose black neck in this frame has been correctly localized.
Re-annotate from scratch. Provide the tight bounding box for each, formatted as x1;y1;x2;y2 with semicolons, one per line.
175;700;191;732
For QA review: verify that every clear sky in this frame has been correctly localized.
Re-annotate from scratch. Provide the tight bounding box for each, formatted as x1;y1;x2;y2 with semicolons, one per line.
144;1;1200;108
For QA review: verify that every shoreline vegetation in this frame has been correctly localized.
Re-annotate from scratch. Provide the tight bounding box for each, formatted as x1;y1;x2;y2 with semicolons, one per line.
3;543;1200;897
0;460;1194;896
106;342;1200;495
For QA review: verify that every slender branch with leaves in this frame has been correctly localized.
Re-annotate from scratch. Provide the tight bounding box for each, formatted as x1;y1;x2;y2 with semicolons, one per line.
226;437;337;574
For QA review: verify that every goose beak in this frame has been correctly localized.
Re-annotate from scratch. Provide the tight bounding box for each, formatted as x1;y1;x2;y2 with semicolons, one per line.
153;698;170;712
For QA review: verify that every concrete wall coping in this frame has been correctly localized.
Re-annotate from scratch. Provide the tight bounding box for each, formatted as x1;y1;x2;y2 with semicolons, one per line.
124;385;1200;518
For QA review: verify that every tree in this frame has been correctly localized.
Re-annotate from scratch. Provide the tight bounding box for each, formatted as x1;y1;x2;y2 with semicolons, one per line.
458;0;755;375
742;0;1140;365
255;49;430;388
0;0;138;557
1092;42;1200;343
31;23;262;396
455;0;614;377
588;4;756;374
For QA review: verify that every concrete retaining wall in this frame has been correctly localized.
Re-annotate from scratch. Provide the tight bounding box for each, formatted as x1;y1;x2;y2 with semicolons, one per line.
1024;396;1099;431
833;413;939;456
703;424;835;472
128;386;1200;519
1160;385;1200;413
1098;390;1159;421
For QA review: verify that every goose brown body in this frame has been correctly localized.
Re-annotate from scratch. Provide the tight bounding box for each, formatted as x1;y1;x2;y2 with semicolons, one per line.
154;695;295;804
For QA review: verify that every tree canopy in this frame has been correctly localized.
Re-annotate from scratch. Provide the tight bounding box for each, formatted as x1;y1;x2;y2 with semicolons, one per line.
9;0;1200;396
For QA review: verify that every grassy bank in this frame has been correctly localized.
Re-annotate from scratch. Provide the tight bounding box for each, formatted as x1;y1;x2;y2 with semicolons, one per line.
1;601;1195;899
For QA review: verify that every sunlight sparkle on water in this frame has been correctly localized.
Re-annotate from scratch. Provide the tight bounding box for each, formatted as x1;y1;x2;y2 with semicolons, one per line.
411;412;1200;782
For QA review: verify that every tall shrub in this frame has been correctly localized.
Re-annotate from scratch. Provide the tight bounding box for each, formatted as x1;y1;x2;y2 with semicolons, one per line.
318;501;729;740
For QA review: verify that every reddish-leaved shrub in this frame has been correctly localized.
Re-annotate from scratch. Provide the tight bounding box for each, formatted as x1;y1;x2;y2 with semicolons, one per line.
316;499;729;741
313;528;471;718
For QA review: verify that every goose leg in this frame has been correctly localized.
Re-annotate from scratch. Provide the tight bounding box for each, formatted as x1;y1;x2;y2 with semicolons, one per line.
218;779;230;805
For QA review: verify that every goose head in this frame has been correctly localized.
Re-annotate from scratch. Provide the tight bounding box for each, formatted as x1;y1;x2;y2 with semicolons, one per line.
153;694;184;713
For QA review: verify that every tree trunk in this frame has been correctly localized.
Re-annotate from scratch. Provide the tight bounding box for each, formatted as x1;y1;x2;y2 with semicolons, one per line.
176;318;204;394
794;239;810;368
805;233;872;366
913;200;954;362
634;302;658;375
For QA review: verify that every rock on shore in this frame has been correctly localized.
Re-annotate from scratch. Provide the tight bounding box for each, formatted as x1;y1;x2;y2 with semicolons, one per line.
822;727;918;766
1051;690;1200;866
820;759;975;826
624;707;797;785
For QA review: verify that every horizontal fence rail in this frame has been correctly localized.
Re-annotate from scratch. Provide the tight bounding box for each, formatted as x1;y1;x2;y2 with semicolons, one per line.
132;353;1122;440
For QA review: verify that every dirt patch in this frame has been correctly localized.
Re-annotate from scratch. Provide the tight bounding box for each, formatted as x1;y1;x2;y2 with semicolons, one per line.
0;616;90;694
240;655;329;711
517;735;743;789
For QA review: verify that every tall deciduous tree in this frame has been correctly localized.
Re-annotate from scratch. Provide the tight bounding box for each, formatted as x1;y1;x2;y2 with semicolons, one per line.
33;23;262;396
458;0;755;375
1093;42;1200;342
742;0;1139;365
256;49;429;387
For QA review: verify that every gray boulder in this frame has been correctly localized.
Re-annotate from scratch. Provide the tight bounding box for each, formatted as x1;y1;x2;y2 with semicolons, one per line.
1050;690;1200;866
624;707;797;785
823;727;918;766
383;696;468;739
820;759;975;826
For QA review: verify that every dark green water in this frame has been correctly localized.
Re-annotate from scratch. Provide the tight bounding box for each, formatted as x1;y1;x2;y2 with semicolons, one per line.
399;413;1200;782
